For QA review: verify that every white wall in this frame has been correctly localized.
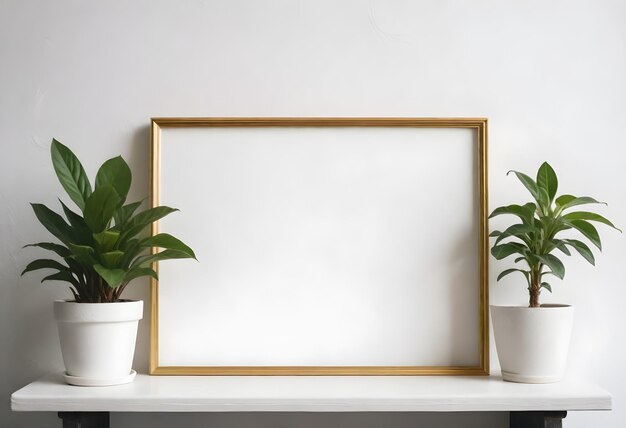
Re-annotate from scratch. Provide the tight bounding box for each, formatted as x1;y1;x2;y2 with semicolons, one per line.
1;1;624;427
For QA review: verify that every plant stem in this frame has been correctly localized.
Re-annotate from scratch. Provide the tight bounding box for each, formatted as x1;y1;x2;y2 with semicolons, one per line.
529;267;541;308
529;286;540;308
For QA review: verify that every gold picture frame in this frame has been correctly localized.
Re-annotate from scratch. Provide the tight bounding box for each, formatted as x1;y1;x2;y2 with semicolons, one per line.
149;117;489;376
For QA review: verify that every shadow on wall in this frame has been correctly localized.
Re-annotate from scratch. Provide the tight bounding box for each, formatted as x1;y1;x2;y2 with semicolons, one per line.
123;123;154;375
446;140;482;367
127;124;152;201
447;227;482;368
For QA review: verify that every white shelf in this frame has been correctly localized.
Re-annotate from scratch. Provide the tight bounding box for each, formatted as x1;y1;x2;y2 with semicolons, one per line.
11;372;611;413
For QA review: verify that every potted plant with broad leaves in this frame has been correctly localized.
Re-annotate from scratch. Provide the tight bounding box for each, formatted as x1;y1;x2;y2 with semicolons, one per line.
489;162;619;383
22;139;196;386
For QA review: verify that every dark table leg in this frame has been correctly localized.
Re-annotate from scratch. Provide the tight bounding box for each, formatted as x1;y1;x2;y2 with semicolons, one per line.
510;411;567;428
58;412;110;428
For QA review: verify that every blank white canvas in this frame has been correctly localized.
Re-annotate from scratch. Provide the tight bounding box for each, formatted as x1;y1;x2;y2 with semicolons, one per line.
157;126;479;367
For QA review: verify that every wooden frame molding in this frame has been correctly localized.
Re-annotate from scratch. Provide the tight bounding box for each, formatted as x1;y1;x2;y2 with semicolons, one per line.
149;117;489;376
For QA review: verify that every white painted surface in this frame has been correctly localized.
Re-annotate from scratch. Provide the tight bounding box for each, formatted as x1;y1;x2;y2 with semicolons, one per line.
491;305;574;383
54;300;142;385
11;372;611;412
158;126;479;367
2;1;625;427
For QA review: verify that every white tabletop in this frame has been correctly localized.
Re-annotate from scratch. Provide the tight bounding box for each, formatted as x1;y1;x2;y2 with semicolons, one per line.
11;373;611;413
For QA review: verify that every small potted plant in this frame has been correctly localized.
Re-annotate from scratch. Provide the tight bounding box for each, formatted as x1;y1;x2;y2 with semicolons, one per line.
490;162;618;383
22;139;195;386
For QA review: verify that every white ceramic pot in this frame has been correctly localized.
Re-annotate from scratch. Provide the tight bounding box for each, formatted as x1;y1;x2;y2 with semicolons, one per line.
54;300;143;386
491;304;574;383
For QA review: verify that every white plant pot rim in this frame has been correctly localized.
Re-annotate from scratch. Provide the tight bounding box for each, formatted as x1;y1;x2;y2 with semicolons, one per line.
54;299;143;323
491;304;572;309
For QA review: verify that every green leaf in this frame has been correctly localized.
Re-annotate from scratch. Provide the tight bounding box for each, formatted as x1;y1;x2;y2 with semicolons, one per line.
562;239;595;265
139;233;196;259
541;282;552;293
119;239;144;267
95;156;132;200
536;162;558;202
537;254;565;280
30;203;76;245
114;201;143;227
93;231;120;252
507;170;542;205
562;212;621;232
67;243;97;266
50;139;92;210
537;187;551;212
551;239;571;256
41;270;78;287
83;186;121;232
124;267;158;283
489;230;502;237
93;264;126;289
491;242;527;260
514;256;527;264
59;199;86;228
565;219;602;250
494;223;536;246
65;257;87;276
21;259;69;276
497;268;529;282
100;250;125;268
59;200;92;244
556;195;605;211
131;249;193;268
489;203;536;224
24;242;71;258
121;206;179;242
